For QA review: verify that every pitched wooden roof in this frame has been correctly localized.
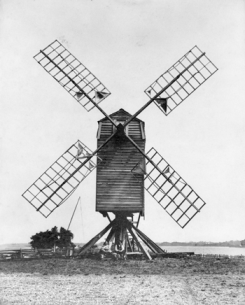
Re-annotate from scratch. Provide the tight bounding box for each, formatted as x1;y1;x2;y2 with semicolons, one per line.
98;108;144;123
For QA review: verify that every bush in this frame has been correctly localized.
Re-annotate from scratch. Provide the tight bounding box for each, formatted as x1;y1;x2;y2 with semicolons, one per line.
30;226;75;250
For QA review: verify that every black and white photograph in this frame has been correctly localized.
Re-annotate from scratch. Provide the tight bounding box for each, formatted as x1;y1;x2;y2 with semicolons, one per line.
1;0;245;304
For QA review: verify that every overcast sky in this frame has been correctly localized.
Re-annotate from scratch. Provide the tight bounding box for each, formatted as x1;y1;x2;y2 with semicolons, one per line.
1;0;245;245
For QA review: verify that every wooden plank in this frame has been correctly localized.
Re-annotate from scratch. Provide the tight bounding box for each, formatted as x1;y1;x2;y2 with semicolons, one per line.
97;206;143;210
97;200;143;205
126;225;152;260
96;122;102;139
97;183;142;187
78;220;114;255
97;203;142;207
132;224;166;254
97;204;142;209
126;232;133;252
97;191;142;196
97;206;143;211
97;207;143;210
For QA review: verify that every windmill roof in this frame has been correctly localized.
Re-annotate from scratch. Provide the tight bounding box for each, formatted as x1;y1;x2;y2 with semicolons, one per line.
98;108;144;123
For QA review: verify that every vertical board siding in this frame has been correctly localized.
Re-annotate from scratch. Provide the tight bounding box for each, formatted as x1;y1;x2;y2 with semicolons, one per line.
96;110;145;213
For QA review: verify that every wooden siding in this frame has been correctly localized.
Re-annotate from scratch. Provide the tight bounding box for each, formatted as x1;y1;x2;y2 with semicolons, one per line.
98;120;144;141
96;112;145;214
128;121;142;140
100;121;113;136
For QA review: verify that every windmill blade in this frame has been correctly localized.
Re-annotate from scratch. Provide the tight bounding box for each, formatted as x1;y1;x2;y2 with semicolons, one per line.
144;147;206;228
145;46;218;115
22;140;101;218
34;40;111;112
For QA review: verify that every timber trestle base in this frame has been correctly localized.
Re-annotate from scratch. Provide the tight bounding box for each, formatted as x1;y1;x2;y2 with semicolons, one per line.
77;214;165;260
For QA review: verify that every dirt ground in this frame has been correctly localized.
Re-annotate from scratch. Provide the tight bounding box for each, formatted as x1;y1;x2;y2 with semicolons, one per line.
0;256;245;304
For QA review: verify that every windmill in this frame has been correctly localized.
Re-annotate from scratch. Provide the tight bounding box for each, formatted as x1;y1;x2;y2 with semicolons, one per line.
22;40;218;260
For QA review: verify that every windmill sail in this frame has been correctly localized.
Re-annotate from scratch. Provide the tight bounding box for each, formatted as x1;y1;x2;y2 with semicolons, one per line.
34;40;111;112
22;140;101;218
144;46;218;115
144;147;206;228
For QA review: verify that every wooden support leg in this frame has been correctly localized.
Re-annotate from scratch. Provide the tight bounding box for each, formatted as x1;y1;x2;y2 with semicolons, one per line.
121;227;127;249
78;220;115;255
127;224;152;260
118;226;127;259
106;212;112;223
131;222;165;254
126;231;133;252
114;224;121;248
105;226;116;244
136;213;141;228
136;233;158;254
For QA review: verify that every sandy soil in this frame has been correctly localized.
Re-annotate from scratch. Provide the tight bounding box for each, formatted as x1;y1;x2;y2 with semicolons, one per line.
0;256;245;304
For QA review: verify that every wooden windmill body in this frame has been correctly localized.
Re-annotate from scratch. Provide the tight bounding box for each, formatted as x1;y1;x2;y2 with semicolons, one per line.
96;109;145;216
23;41;218;260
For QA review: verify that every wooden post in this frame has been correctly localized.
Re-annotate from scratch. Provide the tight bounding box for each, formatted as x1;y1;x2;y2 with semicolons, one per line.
131;222;165;254
78;220;115;255
126;232;133;252
135;234;158;254
126;224;152;260
105;226;116;244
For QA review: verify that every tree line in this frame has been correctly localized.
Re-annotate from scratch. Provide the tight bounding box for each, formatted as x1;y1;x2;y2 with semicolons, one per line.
30;226;75;250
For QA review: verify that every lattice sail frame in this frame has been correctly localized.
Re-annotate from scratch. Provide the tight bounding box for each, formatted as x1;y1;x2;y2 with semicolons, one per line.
34;40;111;111
143;148;206;228
145;46;218;116
22;140;101;218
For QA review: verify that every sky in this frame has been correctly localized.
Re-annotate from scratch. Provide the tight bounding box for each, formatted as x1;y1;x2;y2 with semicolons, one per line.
1;0;245;245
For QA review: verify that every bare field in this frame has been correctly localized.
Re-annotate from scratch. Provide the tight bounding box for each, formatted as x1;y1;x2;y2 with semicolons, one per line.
0;256;245;304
